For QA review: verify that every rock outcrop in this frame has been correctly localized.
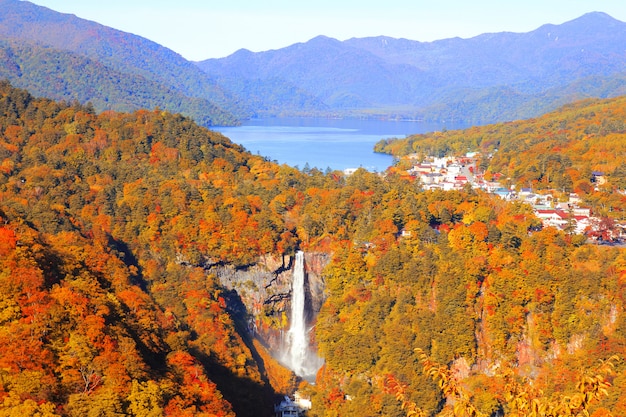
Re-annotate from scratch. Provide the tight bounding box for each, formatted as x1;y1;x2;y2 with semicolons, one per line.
212;252;330;356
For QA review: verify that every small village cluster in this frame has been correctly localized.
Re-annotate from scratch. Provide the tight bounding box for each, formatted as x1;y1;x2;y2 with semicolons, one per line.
405;154;625;243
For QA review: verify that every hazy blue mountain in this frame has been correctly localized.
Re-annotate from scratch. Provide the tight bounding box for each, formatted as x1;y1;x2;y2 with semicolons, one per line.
416;73;626;126
197;12;626;123
346;12;626;91
199;36;428;110
2;0;625;126
0;0;246;125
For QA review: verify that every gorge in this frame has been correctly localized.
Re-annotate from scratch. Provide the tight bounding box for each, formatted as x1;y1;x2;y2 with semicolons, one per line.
214;251;328;380
1;81;626;416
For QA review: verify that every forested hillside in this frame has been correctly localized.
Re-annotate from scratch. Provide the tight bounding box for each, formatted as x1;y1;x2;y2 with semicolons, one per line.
376;96;626;218
310;188;626;416
0;0;245;126
0;81;304;416
0;39;237;127
1;82;626;416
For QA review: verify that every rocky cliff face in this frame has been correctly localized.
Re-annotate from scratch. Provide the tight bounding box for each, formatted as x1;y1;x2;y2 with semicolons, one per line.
212;252;330;356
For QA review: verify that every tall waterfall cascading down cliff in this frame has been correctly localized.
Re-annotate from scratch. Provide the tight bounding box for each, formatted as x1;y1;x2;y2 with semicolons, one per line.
285;251;323;379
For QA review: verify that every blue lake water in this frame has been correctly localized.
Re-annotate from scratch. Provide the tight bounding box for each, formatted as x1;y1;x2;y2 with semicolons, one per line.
215;117;453;172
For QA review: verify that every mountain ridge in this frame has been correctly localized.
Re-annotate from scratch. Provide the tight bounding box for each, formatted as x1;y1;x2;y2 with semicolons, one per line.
197;11;626;123
0;37;238;126
2;3;626;125
0;0;248;125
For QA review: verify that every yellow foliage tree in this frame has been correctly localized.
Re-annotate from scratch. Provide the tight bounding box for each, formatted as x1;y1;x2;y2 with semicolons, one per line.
389;349;619;417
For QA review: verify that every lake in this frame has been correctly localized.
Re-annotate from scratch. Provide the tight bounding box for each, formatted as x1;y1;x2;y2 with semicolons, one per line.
215;117;452;172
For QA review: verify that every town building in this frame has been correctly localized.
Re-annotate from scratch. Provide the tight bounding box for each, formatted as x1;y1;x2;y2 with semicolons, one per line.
275;397;303;417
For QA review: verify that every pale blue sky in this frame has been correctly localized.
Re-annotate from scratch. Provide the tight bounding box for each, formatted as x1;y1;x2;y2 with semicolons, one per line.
25;0;626;61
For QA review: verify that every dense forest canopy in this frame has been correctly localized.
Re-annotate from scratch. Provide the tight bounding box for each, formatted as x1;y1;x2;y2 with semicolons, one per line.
0;81;307;416
1;82;626;416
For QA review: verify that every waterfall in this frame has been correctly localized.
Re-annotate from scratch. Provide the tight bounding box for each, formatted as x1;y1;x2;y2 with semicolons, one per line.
286;251;322;379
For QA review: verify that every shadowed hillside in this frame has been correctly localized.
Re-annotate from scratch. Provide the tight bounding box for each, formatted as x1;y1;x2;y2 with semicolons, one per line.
0;0;246;125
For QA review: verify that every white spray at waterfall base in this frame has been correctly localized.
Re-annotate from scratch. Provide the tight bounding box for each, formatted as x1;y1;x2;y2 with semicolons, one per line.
284;251;323;379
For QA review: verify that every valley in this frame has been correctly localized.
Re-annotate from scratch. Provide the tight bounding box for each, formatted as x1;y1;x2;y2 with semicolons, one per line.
1;2;626;417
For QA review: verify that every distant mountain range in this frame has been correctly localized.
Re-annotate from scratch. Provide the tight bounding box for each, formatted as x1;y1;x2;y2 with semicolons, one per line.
1;0;626;125
197;12;626;124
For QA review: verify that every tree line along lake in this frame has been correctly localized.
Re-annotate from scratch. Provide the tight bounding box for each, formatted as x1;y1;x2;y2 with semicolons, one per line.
216;117;458;173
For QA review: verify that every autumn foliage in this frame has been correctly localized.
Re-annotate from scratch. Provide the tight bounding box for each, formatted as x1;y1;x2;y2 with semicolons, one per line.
376;96;626;217
1;81;626;416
